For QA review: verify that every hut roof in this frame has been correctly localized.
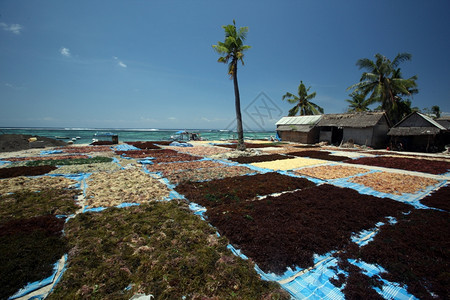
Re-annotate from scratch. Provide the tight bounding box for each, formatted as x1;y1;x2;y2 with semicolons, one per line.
276;115;322;126
388;112;447;136
388;127;441;136
316;112;388;128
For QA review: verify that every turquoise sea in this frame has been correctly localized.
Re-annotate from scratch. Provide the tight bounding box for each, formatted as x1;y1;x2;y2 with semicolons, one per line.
0;128;276;145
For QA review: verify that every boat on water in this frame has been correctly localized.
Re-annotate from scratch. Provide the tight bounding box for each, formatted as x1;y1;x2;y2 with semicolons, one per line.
170;130;205;141
55;136;70;139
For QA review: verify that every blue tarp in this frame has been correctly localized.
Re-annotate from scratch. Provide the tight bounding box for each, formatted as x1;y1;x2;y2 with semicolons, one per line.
169;141;193;147
40;150;63;155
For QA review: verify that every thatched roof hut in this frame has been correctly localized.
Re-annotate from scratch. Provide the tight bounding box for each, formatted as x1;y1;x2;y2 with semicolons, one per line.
316;112;391;148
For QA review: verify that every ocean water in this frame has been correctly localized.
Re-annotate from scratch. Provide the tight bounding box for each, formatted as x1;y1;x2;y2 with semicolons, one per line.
0;128;276;145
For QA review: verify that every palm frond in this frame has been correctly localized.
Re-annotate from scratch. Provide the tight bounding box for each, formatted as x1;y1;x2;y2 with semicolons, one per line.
356;58;376;71
392;52;412;68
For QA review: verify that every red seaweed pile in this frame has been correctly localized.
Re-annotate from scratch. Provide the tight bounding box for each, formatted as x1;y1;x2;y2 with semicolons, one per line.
346;156;450;174
0;165;57;178
287;150;349;162
420;185;450;211
204;184;410;274
175;172;316;209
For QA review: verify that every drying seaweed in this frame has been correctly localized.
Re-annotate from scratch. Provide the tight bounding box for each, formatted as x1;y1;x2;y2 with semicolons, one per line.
205;184;411;274
125;141;161;149
217;142;281;149
335;259;384;300
175;172;316;209
0;175;78;195
48;202;289;299
0;188;80;222
346;156;450;175
0;215;67;300
166;165;255;185
0;165;57;178
287;150;349;162
90;141;114;146
420;185;450;211
356;209;449;299
25;156;113;167
228;154;295;164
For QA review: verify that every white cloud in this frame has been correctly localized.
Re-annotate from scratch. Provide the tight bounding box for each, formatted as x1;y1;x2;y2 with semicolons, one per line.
113;56;127;68
4;83;25;90
0;22;23;34
168;117;176;120
60;47;71;57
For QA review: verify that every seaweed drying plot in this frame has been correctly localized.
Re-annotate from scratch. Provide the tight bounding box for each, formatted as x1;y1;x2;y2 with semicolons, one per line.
165;145;232;156
48;202;289;300
124;141;161;149
166;165;255;185
348;171;439;195
0;215;68;300
420;184;450;211
217;142;281;149
0;165;57;178
294;164;367;180
146;159;256;185
250;157;327;171
116;148;201;162
228;153;295;164
25;156;113;167
85;169;171;208
61;145;113;153
175;172;316;209
346;156;450;175
204;184;411;275
0;189;80;221
0;175;78;195
287;150;349;162
335;208;449;299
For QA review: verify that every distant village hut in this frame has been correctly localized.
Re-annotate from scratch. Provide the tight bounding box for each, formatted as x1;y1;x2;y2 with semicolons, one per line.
316;112;391;148
275;115;322;144
388;112;450;152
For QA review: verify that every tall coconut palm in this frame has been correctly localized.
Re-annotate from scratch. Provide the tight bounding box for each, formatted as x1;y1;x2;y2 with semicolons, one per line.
346;92;373;112
347;52;418;123
282;81;323;116
212;20;251;151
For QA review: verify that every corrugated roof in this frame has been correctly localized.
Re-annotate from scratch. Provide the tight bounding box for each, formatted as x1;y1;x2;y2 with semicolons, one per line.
317;112;387;128
388;127;441;136
417;112;446;130
275;115;322;126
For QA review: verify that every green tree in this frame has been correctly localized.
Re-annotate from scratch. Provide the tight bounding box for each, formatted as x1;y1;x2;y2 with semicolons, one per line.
282;81;324;116
348;53;418;123
346;92;373;112
213;20;251;151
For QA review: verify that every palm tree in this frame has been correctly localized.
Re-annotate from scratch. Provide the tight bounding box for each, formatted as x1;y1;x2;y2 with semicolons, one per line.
212;20;251;151
282;81;323;116
346;92;372;112
432;105;441;118
347;53;418;123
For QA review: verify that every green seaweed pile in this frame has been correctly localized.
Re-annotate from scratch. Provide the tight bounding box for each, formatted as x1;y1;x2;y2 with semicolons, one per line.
0;189;81;221
25;156;113;167
0;188;80;299
49;201;289;299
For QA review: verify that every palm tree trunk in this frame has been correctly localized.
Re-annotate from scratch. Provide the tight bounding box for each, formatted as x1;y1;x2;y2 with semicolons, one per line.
233;60;245;151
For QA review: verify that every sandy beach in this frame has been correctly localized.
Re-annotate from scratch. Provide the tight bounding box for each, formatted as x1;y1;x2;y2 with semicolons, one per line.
1;137;449;299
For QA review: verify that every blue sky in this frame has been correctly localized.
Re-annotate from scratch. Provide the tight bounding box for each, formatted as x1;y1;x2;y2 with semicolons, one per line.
1;0;449;130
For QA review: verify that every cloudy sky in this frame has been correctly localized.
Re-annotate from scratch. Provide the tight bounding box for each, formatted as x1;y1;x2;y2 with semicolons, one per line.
1;0;449;129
